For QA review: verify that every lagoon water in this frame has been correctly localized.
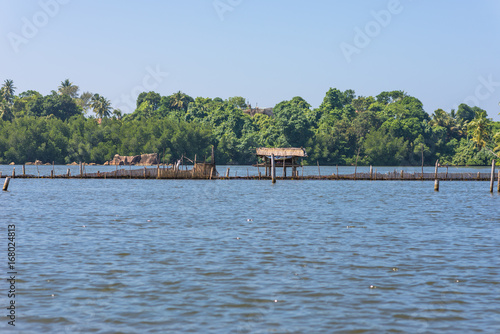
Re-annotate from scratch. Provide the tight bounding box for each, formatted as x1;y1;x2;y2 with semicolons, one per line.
1;166;499;333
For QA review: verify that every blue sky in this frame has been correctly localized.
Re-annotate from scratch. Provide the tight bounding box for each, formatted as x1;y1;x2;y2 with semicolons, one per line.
1;0;499;121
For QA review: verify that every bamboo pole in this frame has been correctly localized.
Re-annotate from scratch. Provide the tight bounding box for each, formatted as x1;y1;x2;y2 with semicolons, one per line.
490;160;496;193
3;177;10;191
271;154;276;184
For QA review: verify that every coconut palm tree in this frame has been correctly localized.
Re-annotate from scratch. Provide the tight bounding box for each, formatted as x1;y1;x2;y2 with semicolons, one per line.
0;101;13;121
1;79;16;104
91;94;112;119
58;79;79;98
467;110;491;151
76;91;93;114
170;91;193;111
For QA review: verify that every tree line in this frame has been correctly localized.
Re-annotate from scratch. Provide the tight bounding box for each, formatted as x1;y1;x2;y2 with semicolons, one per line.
0;79;499;166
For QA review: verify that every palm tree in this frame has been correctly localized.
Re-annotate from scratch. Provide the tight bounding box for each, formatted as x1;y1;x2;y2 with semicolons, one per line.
467;110;491;151
1;79;16;104
91;94;111;119
76;91;93;113
170;91;193;111
112;108;122;120
0;101;13;121
58;79;79;98
494;132;500;153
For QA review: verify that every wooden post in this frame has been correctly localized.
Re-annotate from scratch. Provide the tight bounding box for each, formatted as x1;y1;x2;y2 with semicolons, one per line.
3;177;10;191
336;165;339;179
209;167;214;180
317;160;321;177
370;165;373;180
375;169;377;180
421;144;424;177
226;168;230;178
22;164;25;176
258;171;261;180
490;160;496;193
434;160;439;179
50;170;54;178
67;168;70;178
434;179;439;191
157;165;160;179
283;159;286;178
271;154;276;184
498;171;500;193
79;162;83;178
12;167;15;179
144;167;147;179
211;146;215;165
247;168;249;178
400;170;404;179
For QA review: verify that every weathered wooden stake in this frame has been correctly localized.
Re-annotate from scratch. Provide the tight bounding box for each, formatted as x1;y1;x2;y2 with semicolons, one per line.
226;168;230;178
144;167;147;179
317;160;321;177
50;170;54;178
67;168;70;178
12;167;15;178
490;160;496;193
400;170;404;179
498;171;500;193
22;164;25;176
434;179;439;191
370;165;373;180
209;167;214;180
434;160;439;179
3;177;11;191
79;162;83;178
271;154;276;183
258;171;261;180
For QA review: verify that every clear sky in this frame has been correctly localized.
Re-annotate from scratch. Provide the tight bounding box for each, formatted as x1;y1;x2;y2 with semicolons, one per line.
1;0;499;120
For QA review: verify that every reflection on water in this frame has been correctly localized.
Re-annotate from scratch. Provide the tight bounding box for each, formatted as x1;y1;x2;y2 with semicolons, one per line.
0;178;499;333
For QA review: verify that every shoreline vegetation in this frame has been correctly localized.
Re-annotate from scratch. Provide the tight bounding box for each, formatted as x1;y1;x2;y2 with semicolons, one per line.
0;79;499;166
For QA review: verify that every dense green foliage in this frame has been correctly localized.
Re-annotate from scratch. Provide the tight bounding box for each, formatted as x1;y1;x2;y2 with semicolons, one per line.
0;79;499;165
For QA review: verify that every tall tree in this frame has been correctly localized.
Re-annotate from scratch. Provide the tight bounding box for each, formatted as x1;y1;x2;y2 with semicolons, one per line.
170;91;193;111
91;94;112;119
76;91;93;114
58;79;80;99
1;79;16;104
467;110;491;151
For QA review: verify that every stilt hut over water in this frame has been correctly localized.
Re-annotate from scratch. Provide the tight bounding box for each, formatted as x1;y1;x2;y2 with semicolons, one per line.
255;147;307;177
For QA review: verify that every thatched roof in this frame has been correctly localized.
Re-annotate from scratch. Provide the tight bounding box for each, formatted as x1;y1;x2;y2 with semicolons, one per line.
256;147;307;157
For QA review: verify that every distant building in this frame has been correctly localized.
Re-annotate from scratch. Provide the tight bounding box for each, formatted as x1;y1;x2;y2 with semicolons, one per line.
243;105;273;117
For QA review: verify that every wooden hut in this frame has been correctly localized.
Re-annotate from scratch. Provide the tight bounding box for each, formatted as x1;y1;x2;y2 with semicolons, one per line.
255;147;307;178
